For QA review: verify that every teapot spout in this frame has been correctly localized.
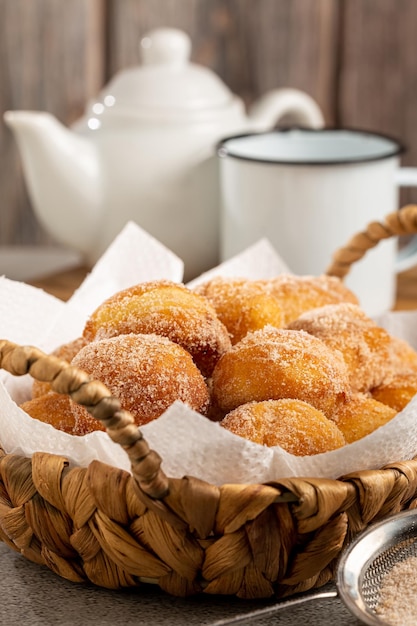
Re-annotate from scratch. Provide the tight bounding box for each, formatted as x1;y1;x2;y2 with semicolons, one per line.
4;110;100;255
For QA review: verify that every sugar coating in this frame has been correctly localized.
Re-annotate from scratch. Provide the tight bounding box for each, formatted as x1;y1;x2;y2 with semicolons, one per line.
383;335;417;382
72;333;210;426
259;273;359;325
83;280;231;377
221;398;346;455
375;555;417;625
288;302;395;392
194;276;284;343
212;326;350;416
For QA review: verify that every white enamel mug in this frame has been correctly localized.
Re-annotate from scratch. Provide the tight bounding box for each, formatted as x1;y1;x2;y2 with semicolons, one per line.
217;128;417;316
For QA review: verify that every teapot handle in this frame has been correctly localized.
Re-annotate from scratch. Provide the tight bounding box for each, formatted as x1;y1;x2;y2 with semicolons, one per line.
248;87;324;131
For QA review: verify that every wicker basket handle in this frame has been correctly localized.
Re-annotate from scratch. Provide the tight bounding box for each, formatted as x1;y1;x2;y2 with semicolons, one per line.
326;204;417;279
0;339;170;500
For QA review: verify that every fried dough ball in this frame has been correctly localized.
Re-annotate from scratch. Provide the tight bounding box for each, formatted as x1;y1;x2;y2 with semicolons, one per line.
221;399;346;455
330;393;397;443
71;333;210;427
259;274;359;326
211;326;350;418
384;335;417;379
20;392;104;436
371;373;417;412
32;336;90;399
193;276;284;344
288;303;394;393
82;280;231;377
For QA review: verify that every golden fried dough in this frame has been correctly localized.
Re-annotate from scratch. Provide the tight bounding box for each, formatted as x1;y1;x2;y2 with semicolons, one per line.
82;280;231;377
330;393;397;443
72;333;210;426
384;335;417;380
193;276;284;343
260;274;359;326
288;303;394;392
21;392;104;436
211;326;350;417
371;373;417;412
221;399;346;455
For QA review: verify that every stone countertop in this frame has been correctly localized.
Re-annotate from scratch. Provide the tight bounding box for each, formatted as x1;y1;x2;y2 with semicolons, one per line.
0;543;364;626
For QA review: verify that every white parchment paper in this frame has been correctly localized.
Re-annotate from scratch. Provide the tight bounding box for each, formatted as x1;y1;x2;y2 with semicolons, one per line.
1;221;417;485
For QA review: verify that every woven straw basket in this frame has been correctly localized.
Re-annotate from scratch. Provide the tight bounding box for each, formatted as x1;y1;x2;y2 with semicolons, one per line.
2;205;417;601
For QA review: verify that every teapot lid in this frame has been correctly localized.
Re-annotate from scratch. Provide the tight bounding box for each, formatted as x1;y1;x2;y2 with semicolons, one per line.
91;28;235;119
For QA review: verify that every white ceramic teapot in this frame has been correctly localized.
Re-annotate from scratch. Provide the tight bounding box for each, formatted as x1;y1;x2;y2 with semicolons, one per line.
4;28;324;279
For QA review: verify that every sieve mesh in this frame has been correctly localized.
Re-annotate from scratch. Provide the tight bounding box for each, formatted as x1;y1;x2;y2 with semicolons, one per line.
337;510;417;626
360;536;417;610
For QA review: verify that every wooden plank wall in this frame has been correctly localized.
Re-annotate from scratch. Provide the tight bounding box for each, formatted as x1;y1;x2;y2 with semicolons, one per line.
1;0;417;248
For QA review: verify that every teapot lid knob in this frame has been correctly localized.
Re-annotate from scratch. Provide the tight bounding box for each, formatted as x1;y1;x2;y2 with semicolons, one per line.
82;27;234;120
140;28;191;66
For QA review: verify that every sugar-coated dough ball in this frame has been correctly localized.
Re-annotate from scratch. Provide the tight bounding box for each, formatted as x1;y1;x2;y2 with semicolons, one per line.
383;335;417;380
288;303;394;392
259;274;359;326
330;393;397;443
71;333;210;426
221;399;346;455
194;277;284;343
21;392;104;436
82;280;231;377
371;374;417;412
211;326;350;417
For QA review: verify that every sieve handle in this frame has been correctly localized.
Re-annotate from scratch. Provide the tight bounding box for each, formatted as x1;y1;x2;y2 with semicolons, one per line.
208;589;338;625
326;204;417;279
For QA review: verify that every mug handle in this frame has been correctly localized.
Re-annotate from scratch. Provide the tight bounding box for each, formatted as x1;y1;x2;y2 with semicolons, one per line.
395;167;417;272
247;87;325;131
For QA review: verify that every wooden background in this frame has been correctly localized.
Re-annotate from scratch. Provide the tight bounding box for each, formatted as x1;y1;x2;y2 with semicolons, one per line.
2;0;417;248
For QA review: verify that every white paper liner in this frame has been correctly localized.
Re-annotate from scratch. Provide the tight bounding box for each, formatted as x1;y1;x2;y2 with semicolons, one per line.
1;220;417;485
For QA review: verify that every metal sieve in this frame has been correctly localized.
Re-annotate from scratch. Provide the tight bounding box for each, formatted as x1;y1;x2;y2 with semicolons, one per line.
209;509;417;625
